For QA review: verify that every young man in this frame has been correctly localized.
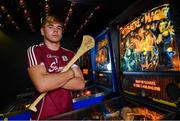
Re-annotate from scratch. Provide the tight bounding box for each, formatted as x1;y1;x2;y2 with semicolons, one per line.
27;15;85;120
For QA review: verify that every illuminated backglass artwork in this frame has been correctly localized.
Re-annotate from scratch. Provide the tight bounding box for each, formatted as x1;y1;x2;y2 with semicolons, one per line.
95;38;110;71
92;29;114;72
120;4;180;72
91;29;118;92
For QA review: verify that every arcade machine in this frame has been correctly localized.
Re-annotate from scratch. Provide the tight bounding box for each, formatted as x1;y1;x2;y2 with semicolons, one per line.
48;0;179;120
71;51;95;109
91;28;118;93
119;1;180;114
71;29;118;109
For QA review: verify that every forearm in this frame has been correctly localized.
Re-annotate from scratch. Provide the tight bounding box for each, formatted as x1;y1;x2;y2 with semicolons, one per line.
28;65;74;92
40;71;74;91
62;65;85;90
62;77;85;90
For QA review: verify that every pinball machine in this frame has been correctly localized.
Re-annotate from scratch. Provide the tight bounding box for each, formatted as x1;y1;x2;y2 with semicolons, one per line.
48;0;180;120
119;0;180;113
48;95;176;120
71;29;118;109
115;0;180;119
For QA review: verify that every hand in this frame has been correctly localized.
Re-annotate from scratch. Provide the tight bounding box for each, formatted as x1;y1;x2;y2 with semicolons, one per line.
71;64;83;78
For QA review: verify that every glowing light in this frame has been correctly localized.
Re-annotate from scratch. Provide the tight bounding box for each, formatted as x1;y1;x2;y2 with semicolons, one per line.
83;69;88;75
133;80;161;91
107;62;111;70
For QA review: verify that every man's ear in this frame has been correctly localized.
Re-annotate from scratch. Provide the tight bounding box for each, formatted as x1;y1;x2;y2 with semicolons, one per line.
40;28;44;35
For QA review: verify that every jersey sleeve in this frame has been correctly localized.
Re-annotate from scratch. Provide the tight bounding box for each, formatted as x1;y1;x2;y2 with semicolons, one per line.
27;45;44;67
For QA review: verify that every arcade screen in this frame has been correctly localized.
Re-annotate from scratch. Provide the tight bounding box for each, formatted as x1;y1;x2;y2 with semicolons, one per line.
119;4;180;107
120;4;180;72
91;29;117;91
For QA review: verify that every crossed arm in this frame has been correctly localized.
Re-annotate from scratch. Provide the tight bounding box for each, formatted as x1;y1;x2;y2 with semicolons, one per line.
28;64;85;93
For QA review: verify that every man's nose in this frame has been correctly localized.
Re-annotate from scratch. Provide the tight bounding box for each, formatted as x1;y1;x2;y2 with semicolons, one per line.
53;28;58;32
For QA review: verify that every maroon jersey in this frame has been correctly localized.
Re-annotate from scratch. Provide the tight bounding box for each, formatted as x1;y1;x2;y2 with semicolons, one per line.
27;42;74;120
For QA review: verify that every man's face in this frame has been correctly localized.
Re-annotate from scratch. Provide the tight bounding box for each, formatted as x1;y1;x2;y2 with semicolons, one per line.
41;22;63;43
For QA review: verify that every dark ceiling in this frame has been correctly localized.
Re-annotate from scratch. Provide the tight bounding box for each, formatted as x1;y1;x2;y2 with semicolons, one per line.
0;0;138;39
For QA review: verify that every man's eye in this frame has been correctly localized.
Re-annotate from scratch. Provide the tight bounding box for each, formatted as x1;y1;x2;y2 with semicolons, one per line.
58;27;62;30
48;26;53;28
